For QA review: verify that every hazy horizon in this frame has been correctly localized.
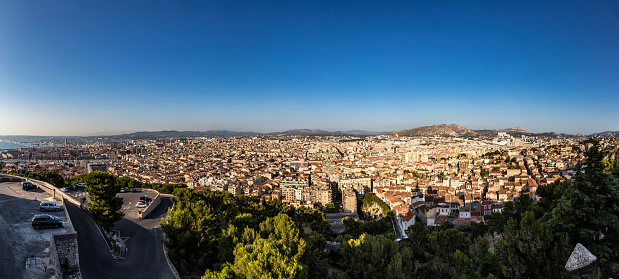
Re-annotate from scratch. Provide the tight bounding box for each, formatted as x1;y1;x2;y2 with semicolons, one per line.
2;1;618;136
0;124;613;137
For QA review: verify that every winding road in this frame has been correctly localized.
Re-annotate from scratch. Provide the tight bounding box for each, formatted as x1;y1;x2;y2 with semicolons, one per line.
67;196;175;279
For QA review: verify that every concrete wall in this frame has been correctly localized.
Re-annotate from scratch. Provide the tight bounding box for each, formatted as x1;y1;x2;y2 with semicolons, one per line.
31;179;81;206
0;175;23;182
139;191;161;219
48;232;60;276
62;197;76;233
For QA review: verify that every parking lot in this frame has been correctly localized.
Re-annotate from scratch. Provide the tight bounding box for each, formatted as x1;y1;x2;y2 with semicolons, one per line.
117;188;159;220
0;181;68;279
61;187;90;205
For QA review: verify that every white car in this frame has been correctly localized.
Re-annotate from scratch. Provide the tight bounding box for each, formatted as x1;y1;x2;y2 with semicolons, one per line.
40;201;62;212
136;201;148;208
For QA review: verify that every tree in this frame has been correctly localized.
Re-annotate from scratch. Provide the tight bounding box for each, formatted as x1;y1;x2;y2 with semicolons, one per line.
427;228;470;263
28;171;65;187
405;222;431;260
83;172;124;230
495;211;570;278
548;144;619;275
342;216;363;238
163;199;220;274
340;234;415;279
480;168;489;178
208;213;309;279
324;202;337;213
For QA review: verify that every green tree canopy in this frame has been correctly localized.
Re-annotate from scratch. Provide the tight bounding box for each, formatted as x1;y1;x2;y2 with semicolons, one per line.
340;233;415;279
548;144;619;275
83;171;124;230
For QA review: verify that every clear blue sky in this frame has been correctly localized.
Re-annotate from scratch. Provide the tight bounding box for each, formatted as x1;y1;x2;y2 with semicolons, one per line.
1;0;618;136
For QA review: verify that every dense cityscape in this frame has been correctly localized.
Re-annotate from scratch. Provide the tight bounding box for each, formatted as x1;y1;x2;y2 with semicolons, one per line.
2;131;616;223
2;125;619;278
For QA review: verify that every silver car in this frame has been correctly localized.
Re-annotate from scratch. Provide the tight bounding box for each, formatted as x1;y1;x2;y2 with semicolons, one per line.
40;201;62;212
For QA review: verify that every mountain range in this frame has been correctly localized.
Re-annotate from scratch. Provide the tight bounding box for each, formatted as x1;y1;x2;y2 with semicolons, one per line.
100;125;607;140
1;125;617;141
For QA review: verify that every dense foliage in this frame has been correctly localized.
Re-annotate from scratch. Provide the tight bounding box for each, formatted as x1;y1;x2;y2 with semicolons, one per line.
26;171;65;187
362;193;395;218
83;171;124;230
67;174;188;194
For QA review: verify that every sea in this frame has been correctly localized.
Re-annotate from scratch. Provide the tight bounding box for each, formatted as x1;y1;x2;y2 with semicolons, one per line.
0;141;28;150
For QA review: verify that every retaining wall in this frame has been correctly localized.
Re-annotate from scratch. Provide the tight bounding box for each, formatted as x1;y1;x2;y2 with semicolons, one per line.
52;232;80;278
48;232;60;276
62;197;76;233
138;190;161;219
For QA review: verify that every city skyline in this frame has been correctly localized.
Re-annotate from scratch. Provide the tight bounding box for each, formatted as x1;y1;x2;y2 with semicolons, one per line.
2;1;619;136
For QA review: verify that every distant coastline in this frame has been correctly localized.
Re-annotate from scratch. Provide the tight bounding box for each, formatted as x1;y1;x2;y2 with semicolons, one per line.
0;140;30;150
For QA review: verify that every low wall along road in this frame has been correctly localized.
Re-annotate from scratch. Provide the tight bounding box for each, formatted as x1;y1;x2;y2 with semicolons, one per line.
139;191;161;219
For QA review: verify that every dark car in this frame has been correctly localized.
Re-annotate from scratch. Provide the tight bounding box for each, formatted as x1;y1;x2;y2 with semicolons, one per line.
131;188;136;193
21;182;37;190
139;196;153;203
32;214;63;230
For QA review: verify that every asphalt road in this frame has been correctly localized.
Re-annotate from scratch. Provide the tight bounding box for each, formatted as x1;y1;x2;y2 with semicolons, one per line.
67;195;175;279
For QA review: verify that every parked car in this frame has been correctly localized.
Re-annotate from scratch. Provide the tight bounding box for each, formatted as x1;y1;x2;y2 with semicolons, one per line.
136;201;148;208
40;201;62;212
120;188;127;193
32;214;62;230
131;188;136;193
75;183;86;189
21;182;37;190
139;196;153;203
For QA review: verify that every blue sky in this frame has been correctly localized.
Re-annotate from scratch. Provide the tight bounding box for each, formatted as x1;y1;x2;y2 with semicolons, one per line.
1;0;618;136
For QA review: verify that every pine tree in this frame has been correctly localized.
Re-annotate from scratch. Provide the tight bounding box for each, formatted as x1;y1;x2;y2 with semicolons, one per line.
549;143;619;275
83;171;124;230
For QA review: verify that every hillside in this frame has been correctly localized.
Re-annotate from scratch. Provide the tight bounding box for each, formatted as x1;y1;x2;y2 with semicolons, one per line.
473;127;530;137
590;131;619;141
389;124;477;137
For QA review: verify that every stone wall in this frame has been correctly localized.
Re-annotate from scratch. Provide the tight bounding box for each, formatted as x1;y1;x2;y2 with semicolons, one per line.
53;232;80;278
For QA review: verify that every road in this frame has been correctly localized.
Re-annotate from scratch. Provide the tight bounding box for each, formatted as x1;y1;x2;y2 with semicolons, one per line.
67;195;175;279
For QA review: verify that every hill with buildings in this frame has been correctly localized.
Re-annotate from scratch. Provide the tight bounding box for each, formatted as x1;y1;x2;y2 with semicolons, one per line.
590;131;619;141
473;127;530;137
389;124;477;137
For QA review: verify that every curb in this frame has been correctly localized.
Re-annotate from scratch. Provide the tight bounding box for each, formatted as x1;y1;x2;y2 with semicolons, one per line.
162;232;181;279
